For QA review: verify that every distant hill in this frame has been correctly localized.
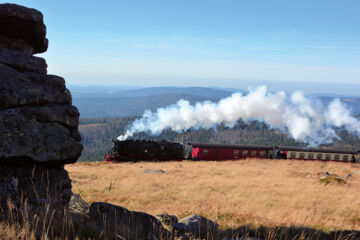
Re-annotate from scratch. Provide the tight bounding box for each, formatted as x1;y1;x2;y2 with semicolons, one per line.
73;93;221;118
70;86;236;118
67;85;142;98
115;87;235;98
70;86;235;98
69;85;360;118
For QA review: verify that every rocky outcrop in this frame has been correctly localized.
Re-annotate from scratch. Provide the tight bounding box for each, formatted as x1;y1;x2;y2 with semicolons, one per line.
0;3;82;166
90;202;172;240
174;214;218;238
0;3;82;214
156;212;179;228
0;3;48;54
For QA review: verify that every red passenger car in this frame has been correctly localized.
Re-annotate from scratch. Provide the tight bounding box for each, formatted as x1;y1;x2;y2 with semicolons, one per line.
189;143;273;160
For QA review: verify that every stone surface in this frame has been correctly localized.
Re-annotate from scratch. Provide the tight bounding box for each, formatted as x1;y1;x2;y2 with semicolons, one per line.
0;2;82;215
0;47;47;73
90;202;171;240
0;164;72;213
0;35;34;55
0;65;71;109
174;214;218;237
0;3;48;53
155;212;179;227
0;109;82;164
0;62;81;165
69;193;90;215
17;104;79;128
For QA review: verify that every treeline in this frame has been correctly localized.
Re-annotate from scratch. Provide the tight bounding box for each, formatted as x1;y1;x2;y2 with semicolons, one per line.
79;117;136;162
78;117;360;162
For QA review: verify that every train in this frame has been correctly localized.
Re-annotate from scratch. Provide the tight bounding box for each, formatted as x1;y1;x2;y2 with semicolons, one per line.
190;143;360;162
105;140;360;163
105;139;184;162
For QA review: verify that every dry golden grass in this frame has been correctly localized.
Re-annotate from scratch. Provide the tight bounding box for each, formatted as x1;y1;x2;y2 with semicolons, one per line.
66;159;360;232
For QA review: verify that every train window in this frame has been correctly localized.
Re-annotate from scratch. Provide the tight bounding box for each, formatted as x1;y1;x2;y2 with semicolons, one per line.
290;152;296;158
343;155;348;161
325;154;331;160
316;154;322;160
203;149;209;155
308;153;314;159
251;151;257;157
299;153;305;159
260;151;266;157
334;155;340;160
242;150;248;157
233;150;239;156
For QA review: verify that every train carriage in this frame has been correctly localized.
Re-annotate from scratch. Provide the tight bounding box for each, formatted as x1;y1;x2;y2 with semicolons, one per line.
190;143;273;160
188;143;359;162
281;146;359;162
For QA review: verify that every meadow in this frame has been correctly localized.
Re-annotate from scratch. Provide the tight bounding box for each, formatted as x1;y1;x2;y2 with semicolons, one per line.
66;159;360;233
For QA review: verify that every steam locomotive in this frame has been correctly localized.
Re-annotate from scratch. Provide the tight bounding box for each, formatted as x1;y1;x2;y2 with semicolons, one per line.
105;140;360;163
105;139;184;162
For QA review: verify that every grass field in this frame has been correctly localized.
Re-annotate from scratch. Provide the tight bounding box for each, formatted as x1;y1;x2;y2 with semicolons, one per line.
66;159;360;233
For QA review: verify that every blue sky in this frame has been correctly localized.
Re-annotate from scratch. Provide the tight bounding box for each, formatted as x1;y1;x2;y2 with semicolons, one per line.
6;0;360;92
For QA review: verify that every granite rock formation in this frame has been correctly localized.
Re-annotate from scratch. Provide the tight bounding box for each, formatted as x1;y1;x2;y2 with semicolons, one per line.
0;3;82;213
174;214;218;238
90;202;172;240
0;3;48;54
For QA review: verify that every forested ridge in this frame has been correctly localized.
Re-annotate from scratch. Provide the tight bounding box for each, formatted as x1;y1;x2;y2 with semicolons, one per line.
78;116;360;162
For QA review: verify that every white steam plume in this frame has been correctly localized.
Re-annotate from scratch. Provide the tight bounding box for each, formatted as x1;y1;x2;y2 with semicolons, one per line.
118;86;360;145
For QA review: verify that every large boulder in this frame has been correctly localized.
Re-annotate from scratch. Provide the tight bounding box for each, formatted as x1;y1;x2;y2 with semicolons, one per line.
0;3;48;53
0;4;82;166
174;214;218;238
0;2;82;214
90;202;172;240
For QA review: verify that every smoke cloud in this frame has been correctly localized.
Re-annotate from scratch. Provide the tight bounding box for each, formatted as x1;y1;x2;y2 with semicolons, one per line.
118;86;360;145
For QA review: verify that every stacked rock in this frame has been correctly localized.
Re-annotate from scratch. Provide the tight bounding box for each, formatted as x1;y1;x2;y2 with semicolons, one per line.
0;3;82;213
